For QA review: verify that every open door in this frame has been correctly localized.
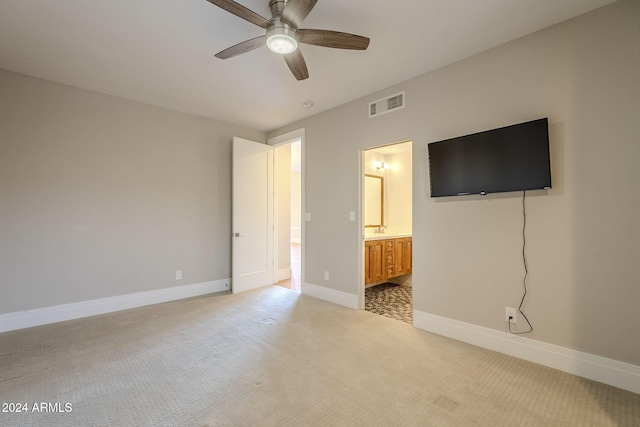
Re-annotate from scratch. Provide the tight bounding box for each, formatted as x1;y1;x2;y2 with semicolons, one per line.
232;137;274;294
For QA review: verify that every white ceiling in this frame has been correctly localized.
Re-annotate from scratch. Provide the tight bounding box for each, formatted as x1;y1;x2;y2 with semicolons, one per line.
370;141;413;156
0;0;616;132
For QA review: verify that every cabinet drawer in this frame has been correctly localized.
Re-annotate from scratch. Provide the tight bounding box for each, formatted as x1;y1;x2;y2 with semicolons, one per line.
384;239;395;252
385;253;395;265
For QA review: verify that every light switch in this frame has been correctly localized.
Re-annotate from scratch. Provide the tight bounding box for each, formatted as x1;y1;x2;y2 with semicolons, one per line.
305;212;311;222
349;211;356;221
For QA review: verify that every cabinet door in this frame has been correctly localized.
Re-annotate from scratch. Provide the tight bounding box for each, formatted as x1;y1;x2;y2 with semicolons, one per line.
395;238;412;276
365;240;385;284
364;243;372;284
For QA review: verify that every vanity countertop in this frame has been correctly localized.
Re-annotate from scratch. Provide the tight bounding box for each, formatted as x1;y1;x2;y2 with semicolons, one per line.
364;233;412;241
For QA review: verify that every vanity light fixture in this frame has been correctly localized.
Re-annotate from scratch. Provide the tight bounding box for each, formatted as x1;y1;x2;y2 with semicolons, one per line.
374;161;390;170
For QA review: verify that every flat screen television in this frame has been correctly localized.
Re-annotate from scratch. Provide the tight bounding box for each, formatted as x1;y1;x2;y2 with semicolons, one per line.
428;118;551;197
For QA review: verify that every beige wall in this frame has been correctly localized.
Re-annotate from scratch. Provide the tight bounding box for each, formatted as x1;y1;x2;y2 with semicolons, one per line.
0;69;265;314
270;0;640;365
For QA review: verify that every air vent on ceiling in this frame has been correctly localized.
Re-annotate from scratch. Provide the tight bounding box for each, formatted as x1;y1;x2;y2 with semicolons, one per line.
369;92;405;118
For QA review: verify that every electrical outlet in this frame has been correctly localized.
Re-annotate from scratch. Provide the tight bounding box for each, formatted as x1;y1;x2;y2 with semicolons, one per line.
505;307;517;323
323;271;329;281
176;270;182;280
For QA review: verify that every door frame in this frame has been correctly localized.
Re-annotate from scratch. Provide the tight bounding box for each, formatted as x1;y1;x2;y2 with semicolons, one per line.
267;128;306;292
358;150;366;309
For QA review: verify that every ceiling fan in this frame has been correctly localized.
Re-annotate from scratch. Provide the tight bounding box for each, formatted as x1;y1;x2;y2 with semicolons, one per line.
207;0;370;80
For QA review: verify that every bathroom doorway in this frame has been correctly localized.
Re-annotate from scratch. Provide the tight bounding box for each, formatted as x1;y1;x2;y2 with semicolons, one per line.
361;141;413;323
273;139;302;292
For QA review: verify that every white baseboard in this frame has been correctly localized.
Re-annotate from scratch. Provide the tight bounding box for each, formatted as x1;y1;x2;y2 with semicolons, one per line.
303;283;358;309
0;279;230;333
277;268;291;282
413;310;640;395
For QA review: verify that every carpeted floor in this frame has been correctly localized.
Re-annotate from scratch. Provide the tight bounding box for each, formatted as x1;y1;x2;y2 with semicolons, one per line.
365;283;412;324
1;286;639;426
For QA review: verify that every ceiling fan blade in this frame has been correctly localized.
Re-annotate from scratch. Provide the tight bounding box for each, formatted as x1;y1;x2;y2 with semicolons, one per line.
284;50;309;81
206;0;270;29
215;35;266;59
281;0;318;28
298;29;370;50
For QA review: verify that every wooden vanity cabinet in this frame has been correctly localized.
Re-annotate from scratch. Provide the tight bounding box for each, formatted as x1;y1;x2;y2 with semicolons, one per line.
365;237;412;284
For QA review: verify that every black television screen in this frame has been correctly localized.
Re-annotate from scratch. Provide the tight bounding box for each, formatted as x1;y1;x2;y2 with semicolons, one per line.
428;118;551;197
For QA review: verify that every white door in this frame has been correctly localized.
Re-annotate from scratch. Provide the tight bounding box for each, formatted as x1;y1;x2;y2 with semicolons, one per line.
232;137;274;294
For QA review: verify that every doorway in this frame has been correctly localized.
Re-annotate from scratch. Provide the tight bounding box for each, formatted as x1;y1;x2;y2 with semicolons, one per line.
361;141;413;323
270;133;303;293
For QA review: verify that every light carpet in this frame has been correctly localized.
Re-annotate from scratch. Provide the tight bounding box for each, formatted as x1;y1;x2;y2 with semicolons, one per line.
0;286;638;426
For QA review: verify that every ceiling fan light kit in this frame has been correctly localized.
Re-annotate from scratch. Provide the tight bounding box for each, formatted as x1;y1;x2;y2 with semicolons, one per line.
266;27;298;54
207;0;370;80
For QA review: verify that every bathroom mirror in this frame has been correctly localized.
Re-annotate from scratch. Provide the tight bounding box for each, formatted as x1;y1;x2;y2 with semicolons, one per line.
364;174;384;227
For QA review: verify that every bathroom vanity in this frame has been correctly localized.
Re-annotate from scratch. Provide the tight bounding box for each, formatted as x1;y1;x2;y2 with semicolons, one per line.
364;235;412;285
